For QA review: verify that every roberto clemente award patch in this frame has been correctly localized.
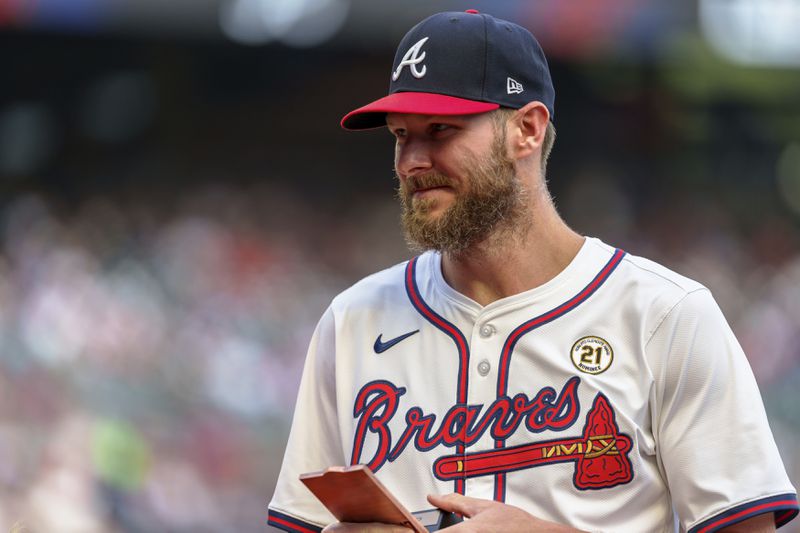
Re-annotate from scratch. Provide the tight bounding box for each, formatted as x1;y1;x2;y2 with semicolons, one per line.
571;336;613;374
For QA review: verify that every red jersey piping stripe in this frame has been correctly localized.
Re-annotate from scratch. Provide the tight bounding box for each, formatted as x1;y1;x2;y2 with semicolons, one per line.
267;511;322;533
494;248;626;501
405;256;470;494
690;494;798;533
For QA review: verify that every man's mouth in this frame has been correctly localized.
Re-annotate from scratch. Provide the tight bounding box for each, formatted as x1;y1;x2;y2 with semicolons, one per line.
411;185;454;201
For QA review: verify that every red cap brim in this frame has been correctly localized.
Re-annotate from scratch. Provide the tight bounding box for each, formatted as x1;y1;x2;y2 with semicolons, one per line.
341;92;500;130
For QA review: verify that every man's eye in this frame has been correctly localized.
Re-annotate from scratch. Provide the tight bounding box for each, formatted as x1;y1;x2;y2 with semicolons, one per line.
431;124;450;133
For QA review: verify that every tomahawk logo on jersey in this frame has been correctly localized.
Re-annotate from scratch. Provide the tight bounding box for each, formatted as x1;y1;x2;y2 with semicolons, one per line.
268;238;798;533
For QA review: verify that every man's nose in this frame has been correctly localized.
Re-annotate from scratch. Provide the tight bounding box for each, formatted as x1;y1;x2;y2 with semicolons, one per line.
395;139;433;179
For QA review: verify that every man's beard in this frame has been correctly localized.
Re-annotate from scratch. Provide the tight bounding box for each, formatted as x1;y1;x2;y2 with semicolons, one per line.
396;134;528;256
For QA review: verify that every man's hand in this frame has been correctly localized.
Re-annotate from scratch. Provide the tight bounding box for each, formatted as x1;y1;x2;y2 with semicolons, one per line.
321;523;412;532
319;499;777;533
427;493;587;532
317;493;582;533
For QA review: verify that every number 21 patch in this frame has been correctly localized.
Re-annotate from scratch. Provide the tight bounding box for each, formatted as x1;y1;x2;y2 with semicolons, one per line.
571;336;613;374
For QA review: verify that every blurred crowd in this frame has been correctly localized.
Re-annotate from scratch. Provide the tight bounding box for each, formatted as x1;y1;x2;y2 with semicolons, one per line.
0;174;797;532
0;182;405;532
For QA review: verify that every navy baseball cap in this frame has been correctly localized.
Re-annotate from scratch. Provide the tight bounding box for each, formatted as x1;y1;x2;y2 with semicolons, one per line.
341;9;555;130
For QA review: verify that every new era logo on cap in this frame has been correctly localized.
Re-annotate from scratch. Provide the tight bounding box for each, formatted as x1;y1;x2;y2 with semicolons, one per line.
507;77;524;94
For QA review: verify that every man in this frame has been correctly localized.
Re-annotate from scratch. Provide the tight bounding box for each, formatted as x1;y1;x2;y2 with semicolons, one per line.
268;10;798;533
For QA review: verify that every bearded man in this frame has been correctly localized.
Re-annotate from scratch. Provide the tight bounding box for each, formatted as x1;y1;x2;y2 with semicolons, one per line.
268;10;797;533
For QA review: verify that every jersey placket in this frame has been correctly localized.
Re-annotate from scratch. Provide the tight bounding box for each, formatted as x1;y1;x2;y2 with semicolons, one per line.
464;316;505;501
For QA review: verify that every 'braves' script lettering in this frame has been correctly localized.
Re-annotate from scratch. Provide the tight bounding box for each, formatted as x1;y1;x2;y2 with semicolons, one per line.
351;377;581;472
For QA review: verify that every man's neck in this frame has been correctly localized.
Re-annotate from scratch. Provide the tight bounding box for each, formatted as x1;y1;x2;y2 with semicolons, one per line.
440;204;584;307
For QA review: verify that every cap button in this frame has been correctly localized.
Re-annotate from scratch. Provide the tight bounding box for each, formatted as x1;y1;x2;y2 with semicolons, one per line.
465;9;479;14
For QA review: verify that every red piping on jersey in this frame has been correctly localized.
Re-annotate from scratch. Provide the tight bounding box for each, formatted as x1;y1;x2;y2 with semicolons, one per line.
494;248;626;501
690;494;799;533
405;256;470;494
268;510;322;533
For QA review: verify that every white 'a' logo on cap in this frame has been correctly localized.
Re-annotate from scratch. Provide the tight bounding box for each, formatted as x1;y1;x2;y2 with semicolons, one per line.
392;37;429;81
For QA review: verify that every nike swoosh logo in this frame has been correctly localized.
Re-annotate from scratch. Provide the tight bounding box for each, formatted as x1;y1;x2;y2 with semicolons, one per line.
373;330;420;354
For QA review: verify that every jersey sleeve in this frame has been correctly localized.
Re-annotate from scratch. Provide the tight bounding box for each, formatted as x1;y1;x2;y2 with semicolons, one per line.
268;306;343;532
648;288;798;532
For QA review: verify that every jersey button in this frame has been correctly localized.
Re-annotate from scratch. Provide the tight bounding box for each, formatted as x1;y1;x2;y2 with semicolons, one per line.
479;324;496;338
477;359;491;376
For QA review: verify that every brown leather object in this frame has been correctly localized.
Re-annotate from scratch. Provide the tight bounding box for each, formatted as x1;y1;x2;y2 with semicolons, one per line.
300;465;426;532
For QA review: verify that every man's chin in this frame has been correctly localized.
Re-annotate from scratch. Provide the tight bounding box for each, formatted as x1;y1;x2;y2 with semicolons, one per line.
411;201;452;220
413;211;447;224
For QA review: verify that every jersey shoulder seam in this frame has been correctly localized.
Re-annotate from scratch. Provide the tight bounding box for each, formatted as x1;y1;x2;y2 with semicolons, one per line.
643;286;709;349
620;253;706;293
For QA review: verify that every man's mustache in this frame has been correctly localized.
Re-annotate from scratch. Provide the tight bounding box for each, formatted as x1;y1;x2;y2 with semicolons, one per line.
399;173;454;194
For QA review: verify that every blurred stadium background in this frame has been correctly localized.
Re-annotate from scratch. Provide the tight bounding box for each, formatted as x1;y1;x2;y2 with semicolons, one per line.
1;0;799;531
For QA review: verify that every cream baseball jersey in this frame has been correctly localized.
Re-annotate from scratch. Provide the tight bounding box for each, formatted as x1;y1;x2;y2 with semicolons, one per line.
268;237;798;532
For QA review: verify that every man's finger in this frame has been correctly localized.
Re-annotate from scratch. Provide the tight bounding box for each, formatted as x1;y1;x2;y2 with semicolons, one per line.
427;493;493;517
322;522;412;532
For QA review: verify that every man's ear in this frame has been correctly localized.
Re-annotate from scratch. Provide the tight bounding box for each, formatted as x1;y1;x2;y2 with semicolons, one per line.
509;101;549;160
